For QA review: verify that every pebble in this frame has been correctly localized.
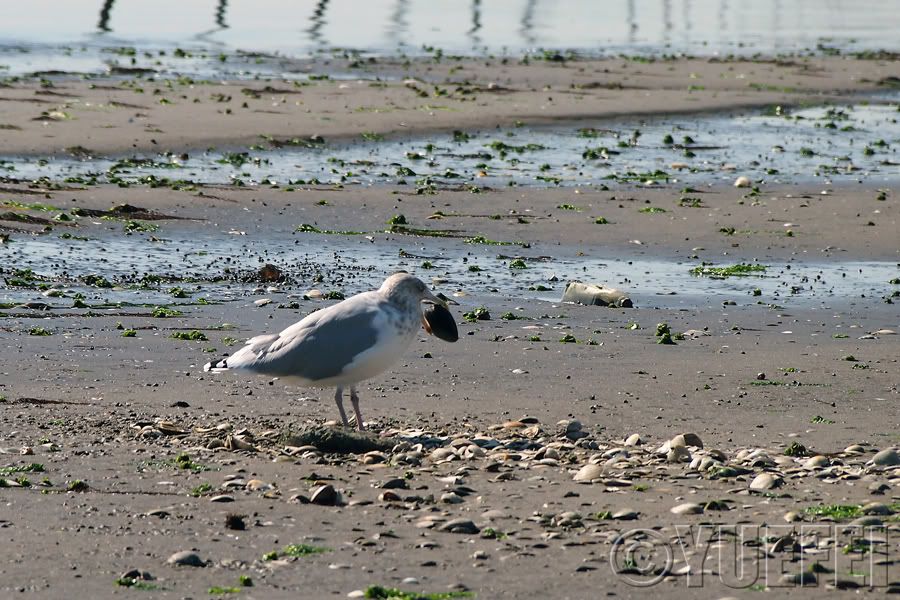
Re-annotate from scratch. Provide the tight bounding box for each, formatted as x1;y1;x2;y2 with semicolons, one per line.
733;176;751;188
209;495;234;503
802;455;830;469
783;511;803;523
671;502;704;515
441;492;464;504
573;463;604;482
440;518;480;534
430;447;457;461
861;502;892;515
849;516;883;527
246;479;273;492
780;572;816;586
749;473;782;491
310;484;338;506
380;478;408;490
379;491;401;502
611;509;639;521
624;433;641;447
166;551;205;567
253;298;272;307
667;446;691;464
868;482;890;495
871;447;900;466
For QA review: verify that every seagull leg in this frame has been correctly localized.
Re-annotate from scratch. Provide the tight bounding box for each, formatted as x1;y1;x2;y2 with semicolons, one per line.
334;387;350;427
350;386;365;432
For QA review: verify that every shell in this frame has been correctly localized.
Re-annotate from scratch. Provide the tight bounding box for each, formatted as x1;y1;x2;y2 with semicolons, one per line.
423;303;458;342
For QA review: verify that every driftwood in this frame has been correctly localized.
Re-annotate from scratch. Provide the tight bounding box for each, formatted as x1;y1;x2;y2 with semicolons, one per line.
561;281;633;308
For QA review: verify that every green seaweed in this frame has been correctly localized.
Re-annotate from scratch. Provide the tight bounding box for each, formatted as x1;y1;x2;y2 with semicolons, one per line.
689;263;767;278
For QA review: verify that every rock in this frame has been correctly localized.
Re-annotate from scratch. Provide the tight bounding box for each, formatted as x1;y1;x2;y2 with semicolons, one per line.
379;491;401;502
166;551;205;567
209;495;234;503
380;478;408;490
310;484;338;506
849;516;883;527
246;479;273;492
861;502;893;516
844;444;865;454
624;433;642;447
780;572;816;586
871;447;900;466
257;263;283;283
803;455;830;469
430;447;457;461
733;176;751;188
557;419;582;433
441;492;464;504
868;482;890;495
440;519;479;534
671;502;704;515
667;446;691;463
561;281;633;308
253;298;272;307
611;509;639;520
573;464;604;482
784;511;803;523
749;473;782;491
672;433;703;448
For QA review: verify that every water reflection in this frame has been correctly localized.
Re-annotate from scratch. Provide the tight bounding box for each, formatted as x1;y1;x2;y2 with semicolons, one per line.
0;0;897;68
306;0;329;47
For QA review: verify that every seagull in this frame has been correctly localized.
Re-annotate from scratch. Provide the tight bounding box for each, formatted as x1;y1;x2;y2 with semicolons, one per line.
205;273;449;431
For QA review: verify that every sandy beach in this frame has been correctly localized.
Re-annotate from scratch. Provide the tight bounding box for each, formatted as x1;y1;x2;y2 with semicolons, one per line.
1;52;899;598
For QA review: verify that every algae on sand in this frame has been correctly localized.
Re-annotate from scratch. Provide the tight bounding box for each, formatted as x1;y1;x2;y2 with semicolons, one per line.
689;263;767;278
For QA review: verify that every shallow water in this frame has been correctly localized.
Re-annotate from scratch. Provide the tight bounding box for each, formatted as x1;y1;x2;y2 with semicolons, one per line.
4;101;898;188
2;0;900;78
2;222;897;313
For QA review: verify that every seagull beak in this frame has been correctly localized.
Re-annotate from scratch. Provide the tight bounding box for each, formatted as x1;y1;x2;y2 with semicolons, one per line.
422;289;448;308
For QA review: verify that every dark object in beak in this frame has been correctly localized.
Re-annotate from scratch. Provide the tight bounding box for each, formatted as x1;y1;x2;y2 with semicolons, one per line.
423;303;458;342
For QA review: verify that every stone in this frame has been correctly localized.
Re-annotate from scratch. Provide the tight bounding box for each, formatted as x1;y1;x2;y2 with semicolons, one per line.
671;502;704;515
440;519;479;534
861;502;892;515
849;516;883;527
441;492;464;504
573;463;604;482
677;433;704;448
310;484;338;506
667;446;691;464
166;551;205;567
733;176;751;188
430;447;457;461
803;455;830;469
611;509;639;521
871;448;900;466
624;433;642;447
780;572;816;586
209;495;234;503
749;473;782;491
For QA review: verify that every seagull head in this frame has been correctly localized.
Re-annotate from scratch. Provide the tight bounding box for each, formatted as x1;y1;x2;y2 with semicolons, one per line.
381;272;447;309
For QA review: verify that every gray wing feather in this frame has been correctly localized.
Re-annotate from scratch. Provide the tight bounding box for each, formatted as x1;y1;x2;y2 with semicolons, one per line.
224;299;382;381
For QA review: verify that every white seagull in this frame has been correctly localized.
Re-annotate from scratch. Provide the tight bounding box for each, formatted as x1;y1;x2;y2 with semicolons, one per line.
205;273;449;431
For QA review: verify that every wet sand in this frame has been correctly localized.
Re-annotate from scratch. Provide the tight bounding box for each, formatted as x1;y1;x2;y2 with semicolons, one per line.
1;56;899;598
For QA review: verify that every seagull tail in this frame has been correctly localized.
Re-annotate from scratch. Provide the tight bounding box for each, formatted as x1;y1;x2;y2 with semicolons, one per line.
204;357;229;374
